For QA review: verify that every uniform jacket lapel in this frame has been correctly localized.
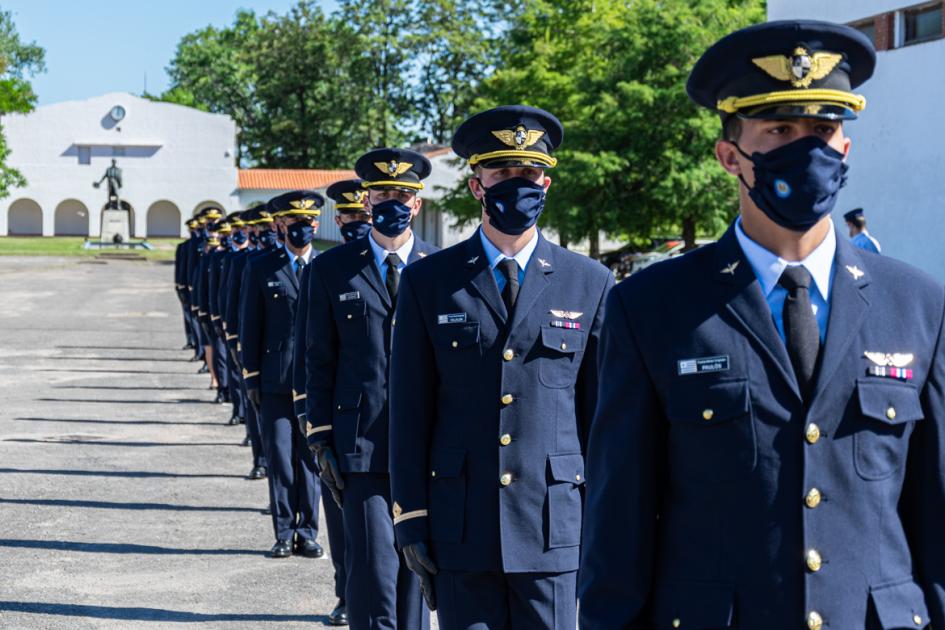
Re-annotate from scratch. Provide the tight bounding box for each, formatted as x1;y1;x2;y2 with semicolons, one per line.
354;236;392;310
276;250;299;293
509;233;554;334
465;231;508;324
715;225;801;401
810;236;870;401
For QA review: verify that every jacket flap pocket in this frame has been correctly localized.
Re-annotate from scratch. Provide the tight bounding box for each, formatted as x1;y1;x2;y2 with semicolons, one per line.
337;300;366;319
540;326;585;354
858;379;924;425
432;323;480;349
870;580;930;629
651;581;735;629
547;453;585;485
334;390;362;412
666;378;749;425
430;448;465;478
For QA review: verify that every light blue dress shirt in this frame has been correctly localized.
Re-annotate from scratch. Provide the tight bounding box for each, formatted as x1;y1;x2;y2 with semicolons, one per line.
368;232;414;283
851;231;881;254
734;217;835;343
283;243;313;275
479;228;539;293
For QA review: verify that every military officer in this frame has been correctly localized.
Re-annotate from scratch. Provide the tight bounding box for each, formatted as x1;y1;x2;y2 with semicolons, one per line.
844;208;882;254
208;219;234;407
240;191;323;559
216;212;252;424
305;148;438;630
174;219;199;351
185;212;210;364
226;207;275;480
293;232;348;626
326;179;373;243
388;106;614;629
579;21;944;630
193;209;224;383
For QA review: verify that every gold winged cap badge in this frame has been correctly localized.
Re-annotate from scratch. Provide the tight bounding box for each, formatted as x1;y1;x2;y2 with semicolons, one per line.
375;161;413;177
752;47;843;89
492;125;545;150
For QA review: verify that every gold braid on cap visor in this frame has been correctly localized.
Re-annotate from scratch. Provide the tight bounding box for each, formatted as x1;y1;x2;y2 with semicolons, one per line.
468;150;557;168
717;89;866;114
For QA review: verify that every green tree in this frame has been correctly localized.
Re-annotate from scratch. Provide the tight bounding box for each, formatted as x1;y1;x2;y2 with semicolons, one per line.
0;9;45;198
164;10;261;165
440;0;764;255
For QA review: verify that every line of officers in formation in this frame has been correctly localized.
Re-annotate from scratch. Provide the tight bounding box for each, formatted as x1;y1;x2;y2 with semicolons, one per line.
171;19;943;630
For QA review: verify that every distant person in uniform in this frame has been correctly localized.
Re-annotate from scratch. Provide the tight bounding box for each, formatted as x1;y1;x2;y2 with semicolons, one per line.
844;208;881;253
327;179;373;243
388;106;614;630
579;20;944;630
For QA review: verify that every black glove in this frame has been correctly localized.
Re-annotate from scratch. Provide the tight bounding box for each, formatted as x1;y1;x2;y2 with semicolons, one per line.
403;542;438;611
246;387;261;410
311;444;344;508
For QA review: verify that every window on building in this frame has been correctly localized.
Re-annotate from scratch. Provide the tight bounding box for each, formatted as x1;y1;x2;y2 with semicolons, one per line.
851;19;877;45
112;146;125;157
77;145;91;165
904;3;944;45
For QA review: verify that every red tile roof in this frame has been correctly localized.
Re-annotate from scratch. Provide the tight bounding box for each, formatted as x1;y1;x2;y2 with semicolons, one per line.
238;169;356;191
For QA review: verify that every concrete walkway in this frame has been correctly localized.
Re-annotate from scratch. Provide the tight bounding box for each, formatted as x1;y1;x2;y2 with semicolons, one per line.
0;256;338;629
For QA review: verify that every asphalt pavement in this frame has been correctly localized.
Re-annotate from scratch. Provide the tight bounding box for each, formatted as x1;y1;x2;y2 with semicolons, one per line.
0;256;340;629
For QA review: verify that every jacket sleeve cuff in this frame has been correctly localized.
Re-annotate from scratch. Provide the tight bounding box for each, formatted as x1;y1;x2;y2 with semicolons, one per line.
393;507;429;549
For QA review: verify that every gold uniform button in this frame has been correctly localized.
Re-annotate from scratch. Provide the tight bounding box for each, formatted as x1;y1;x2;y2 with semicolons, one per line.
672;619;681;629
807;611;823;630
886;406;897;420
702;409;714;421
914;614;923;626
499;434;512;446
805;488;822;509
347;314;353;320
500;473;512;486
451;341;458;348
560;342;567;350
806;423;822;444
501;394;514;405
503;348;514;361
806;549;823;572
431;471;436;478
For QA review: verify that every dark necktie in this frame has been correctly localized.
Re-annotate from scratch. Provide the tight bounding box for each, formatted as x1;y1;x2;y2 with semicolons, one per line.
778;266;821;397
386;253;402;302
498;258;520;313
295;257;306;283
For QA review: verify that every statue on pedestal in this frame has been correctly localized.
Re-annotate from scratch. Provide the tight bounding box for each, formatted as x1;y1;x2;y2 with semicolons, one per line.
94;159;123;210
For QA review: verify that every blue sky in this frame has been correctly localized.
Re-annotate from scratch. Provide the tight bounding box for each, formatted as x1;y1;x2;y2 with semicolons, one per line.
4;0;337;106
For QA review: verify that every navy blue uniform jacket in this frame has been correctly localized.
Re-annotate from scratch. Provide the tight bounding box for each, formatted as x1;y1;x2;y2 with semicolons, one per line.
579;225;945;629
239;247;307;395
303;234;438;474
388;230;614;574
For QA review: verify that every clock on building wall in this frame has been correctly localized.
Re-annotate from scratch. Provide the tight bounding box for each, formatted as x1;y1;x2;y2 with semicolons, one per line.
109;105;126;122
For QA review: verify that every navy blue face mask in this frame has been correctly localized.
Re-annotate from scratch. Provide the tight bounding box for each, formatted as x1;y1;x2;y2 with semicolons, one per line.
258;229;277;248
220;236;231;249
232;231;248;246
341;220;372;243
287;222;315;248
248;232;258;246
371;199;413;238
481;177;546;236
736;135;849;232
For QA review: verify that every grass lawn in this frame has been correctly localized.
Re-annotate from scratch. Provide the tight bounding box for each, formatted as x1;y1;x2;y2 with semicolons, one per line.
0;236;338;261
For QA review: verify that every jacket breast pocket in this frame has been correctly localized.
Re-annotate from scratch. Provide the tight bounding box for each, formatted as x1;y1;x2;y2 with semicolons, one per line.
650;581;735;629
429;448;466;544
855;379;924;481
546;453;585;548
432;323;481;386
665;377;754;484
537;326;586;389
335;299;367;330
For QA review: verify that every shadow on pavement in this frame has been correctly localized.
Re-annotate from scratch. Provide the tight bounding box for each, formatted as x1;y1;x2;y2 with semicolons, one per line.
0;467;245;480
0;601;325;623
0;539;265;556
16;417;223;427
35;369;197;375
55;385;206;391
56;345;187;352
0;497;261;512
35;398;212;405
3;439;241;447
53;356;191;363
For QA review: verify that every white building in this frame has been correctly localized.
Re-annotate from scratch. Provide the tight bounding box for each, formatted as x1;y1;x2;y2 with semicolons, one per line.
767;0;945;281
0;92;470;245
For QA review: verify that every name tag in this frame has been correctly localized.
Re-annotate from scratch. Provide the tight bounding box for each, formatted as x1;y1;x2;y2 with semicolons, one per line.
678;355;730;376
339;291;361;302
267;281;284;288
437;313;467;324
